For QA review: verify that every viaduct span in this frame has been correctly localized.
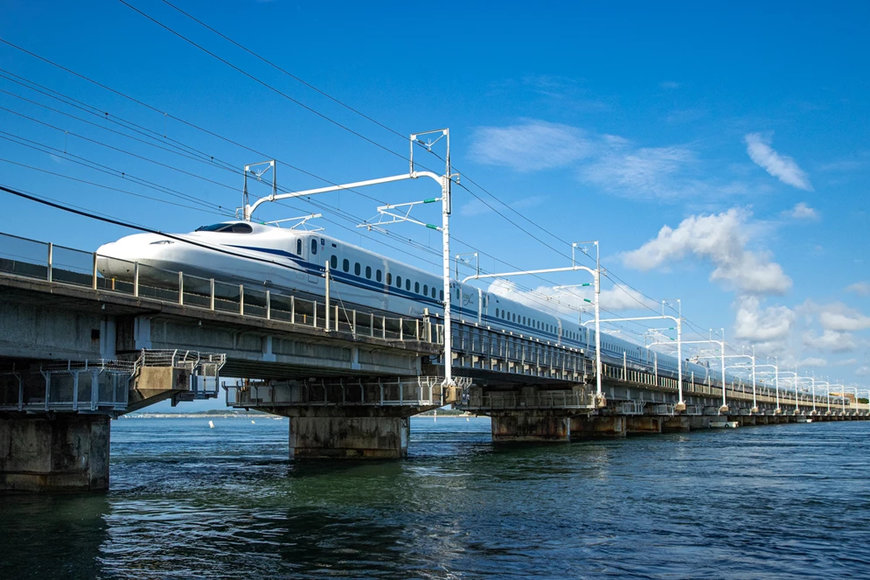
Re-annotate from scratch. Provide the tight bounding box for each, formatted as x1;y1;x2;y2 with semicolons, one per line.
1;232;867;491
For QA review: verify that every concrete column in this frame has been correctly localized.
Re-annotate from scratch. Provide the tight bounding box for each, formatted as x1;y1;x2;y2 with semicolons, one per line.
689;416;709;430
490;412;570;442
662;416;690;432
627;416;662;434
287;410;410;459
0;414;110;492
570;416;626;439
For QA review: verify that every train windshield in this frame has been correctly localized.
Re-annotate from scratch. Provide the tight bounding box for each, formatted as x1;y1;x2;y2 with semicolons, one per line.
195;223;254;233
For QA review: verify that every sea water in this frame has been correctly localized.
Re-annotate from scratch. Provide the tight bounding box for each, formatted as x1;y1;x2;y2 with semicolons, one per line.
1;416;868;578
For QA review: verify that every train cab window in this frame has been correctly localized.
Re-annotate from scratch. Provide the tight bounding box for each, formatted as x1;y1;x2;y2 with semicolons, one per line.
414;281;419;293
386;273;392;285
376;269;383;282
342;258;349;272
195;222;253;233
310;239;318;256
330;255;337;269
396;275;402;288
296;239;302;255
354;263;361;276
365;266;372;279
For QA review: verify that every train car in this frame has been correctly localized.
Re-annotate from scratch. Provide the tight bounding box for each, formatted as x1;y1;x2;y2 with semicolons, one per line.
98;220;729;384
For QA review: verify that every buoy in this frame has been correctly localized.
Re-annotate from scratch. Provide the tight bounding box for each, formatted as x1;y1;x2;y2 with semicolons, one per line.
208;420;215;429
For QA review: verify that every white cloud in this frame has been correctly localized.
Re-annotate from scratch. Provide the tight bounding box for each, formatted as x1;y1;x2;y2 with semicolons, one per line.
486;280;657;320
817;303;870;332
578;144;697;201
797;357;827;368
783;201;818;220
803;329;856;352
846;281;870;296
733;295;794;343
744;132;813;191
469;119;710;201
470;120;592;171
621;208;792;295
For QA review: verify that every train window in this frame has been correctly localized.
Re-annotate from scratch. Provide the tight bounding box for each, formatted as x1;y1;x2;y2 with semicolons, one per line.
296;239;302;255
310;239;318;255
432;287;437;299
342;258;349;272
387;273;392;285
414;282;419;293
377;269;383;282
330;255;337;269
365;265;372;279
406;279;411;291
495;308;499;317
195;222;253;233
423;284;428;296
396;275;402;288
354;263;361;276
439;290;444;301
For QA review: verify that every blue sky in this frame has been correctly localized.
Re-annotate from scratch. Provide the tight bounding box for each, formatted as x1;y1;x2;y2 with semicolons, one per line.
1;0;868;405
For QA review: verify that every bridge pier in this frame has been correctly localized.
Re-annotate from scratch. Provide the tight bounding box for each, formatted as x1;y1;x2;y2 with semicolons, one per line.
570;416;627;439
626;416;662;434
284;408;410;459
662;416;690;432
490;412;571;443
0;413;110;492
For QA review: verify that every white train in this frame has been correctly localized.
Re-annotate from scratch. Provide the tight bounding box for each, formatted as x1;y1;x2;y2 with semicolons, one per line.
97;221;719;384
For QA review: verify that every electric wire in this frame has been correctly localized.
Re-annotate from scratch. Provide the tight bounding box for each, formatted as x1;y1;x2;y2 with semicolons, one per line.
1;33;712;342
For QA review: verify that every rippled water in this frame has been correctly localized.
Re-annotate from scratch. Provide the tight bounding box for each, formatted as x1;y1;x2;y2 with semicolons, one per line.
1;416;868;578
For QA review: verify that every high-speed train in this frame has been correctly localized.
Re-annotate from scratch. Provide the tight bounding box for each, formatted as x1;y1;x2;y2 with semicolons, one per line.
97;221;720;384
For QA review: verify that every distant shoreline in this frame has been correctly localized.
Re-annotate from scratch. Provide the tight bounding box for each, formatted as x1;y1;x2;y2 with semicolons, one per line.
122;411;477;419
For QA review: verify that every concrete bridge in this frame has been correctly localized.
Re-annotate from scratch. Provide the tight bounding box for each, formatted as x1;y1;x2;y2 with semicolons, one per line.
1;231;867;491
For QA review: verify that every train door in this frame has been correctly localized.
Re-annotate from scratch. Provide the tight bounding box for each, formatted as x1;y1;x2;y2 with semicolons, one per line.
306;236;322;285
477;289;485;325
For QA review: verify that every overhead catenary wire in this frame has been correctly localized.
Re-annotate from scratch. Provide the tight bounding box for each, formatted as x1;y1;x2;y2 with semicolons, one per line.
1;29;631;312
0;28;715;342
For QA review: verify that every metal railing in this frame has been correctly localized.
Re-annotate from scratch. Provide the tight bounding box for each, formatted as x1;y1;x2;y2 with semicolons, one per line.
460;388;595;411
226;375;471;408
0;359;132;413
0;349;228;414
0;231;441;345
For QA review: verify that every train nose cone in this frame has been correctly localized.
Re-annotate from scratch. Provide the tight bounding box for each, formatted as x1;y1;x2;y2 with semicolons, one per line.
96;233;171;278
